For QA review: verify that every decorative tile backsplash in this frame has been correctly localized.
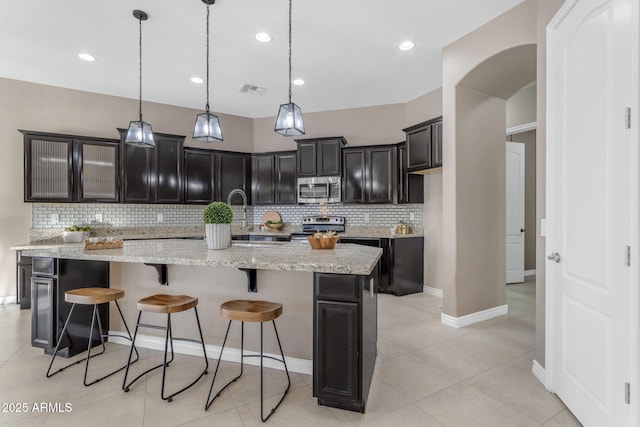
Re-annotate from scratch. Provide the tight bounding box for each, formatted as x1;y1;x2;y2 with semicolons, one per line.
31;203;422;229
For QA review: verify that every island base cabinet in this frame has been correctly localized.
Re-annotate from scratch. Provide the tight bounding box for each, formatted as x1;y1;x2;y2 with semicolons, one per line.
30;258;109;358
313;267;377;413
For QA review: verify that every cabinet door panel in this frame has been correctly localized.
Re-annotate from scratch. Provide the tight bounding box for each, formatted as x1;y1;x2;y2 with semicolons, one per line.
220;153;251;204
77;140;119;202
26;137;73;201
297;142;317;177
184;150;215;204
317;140;342;176
406;126;431;170
431;120;443;167
342;149;366;203
276;152;297;204
155;136;183;203
314;300;359;402
31;277;55;349
368;147;396;204
121;144;154;203
253;154;276;205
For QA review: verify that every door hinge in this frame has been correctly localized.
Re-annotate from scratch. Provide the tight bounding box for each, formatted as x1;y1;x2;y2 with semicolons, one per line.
625;246;631;267
625;107;631;129
625;382;631;404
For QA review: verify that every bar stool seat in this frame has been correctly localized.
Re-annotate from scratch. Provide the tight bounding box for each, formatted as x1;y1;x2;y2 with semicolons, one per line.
220;300;282;322
47;287;138;386
206;300;290;422
123;294;208;402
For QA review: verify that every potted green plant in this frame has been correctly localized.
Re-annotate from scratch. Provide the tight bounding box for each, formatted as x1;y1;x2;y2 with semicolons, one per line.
203;201;233;250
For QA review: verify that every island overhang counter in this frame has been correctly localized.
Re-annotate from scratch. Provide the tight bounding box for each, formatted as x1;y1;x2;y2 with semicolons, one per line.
12;239;382;413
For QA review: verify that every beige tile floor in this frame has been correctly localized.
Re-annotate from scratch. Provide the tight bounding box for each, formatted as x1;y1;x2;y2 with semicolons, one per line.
0;277;583;426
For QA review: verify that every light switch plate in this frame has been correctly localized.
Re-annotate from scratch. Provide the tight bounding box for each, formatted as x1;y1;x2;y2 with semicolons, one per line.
95;213;103;223
541;218;546;237
410;213;415;221
364;213;370;223
157;213;164;223
50;214;59;224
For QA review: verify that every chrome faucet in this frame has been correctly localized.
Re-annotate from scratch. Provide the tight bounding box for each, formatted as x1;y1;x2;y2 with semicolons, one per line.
227;189;248;229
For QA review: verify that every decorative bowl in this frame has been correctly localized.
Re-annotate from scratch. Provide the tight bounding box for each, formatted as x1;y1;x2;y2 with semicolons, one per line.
62;231;90;243
264;222;285;230
306;235;339;249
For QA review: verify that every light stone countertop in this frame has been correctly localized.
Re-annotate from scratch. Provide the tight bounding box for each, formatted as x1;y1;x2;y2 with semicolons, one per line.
11;239;382;276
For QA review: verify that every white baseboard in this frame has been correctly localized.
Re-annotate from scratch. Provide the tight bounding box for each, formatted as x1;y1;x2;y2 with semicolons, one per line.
0;296;17;305
423;286;443;298
441;304;508;328
524;269;536;277
532;359;549;390
108;330;312;376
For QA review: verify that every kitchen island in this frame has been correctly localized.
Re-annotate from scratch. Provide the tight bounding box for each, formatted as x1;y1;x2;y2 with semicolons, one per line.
12;239;382;413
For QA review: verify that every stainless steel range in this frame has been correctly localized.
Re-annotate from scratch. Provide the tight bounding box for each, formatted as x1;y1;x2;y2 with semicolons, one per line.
289;216;346;240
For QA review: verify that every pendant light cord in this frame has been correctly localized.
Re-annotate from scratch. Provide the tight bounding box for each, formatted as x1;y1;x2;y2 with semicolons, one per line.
138;16;143;122
288;0;292;104
205;4;210;113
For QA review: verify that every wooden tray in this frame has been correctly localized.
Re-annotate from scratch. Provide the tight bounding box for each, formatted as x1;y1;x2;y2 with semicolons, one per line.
261;210;282;225
83;238;124;250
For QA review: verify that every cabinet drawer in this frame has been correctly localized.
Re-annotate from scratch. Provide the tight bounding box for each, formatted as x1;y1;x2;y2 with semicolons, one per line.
32;258;56;276
315;273;359;302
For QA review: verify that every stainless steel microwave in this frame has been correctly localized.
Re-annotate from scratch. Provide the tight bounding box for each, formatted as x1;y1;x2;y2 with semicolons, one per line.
297;176;341;203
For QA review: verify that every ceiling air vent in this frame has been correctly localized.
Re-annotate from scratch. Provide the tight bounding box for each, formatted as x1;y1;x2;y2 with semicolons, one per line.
239;84;266;96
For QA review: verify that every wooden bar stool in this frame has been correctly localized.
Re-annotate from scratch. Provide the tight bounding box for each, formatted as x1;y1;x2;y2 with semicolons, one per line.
122;294;209;402
205;300;290;422
46;287;139;386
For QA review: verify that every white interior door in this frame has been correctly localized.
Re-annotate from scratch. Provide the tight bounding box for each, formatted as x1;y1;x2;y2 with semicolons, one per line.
506;141;525;284
547;0;636;425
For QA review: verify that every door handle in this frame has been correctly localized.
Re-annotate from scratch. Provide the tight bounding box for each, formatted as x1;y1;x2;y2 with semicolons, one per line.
547;252;561;263
520;228;526;233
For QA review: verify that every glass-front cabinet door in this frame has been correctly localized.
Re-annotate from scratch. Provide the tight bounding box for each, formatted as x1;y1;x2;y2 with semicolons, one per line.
25;134;74;201
76;140;119;202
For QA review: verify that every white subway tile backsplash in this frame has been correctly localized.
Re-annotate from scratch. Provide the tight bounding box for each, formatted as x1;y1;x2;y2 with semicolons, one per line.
31;203;422;229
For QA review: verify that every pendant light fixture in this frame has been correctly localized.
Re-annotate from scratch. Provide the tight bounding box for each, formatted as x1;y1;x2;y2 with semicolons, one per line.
126;10;155;147
193;0;223;142
274;0;305;136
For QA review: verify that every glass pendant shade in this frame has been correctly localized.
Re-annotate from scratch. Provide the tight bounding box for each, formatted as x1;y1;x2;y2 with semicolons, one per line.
125;120;155;147
193;111;223;142
274;102;305;136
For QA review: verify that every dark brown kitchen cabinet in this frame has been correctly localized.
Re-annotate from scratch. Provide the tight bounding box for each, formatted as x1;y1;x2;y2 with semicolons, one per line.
219;152;252;205
252;151;297;205
16;253;32;309
313;267;377;413
184;148;217;203
275;151;297;204
30;258;109;357
398;143;424;204
119;130;184;203
342;145;397;204
21;130;119;203
403;117;442;171
295;137;346;177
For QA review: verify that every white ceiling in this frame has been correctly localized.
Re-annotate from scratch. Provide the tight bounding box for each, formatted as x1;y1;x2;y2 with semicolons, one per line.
0;0;525;118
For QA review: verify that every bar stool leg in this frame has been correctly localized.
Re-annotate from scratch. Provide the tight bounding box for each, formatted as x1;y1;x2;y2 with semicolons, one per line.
46;303;77;378
260;320;291;422
205;319;244;410
123;311;142;391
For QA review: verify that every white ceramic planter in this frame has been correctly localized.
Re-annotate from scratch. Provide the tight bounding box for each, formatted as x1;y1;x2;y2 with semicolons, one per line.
205;223;231;250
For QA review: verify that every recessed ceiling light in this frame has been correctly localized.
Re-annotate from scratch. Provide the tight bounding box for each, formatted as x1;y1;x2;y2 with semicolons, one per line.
293;78;305;86
191;76;204;84
255;32;272;43
77;53;95;62
398;41;415;51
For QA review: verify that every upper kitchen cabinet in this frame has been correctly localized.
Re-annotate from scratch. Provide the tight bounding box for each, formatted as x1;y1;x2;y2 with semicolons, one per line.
218;152;252;205
342;145;397;204
21;130;119;203
295;137;347;177
183;148;217;204
403;116;442;171
252;151;297;205
119;130;184;203
398;143;424;204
